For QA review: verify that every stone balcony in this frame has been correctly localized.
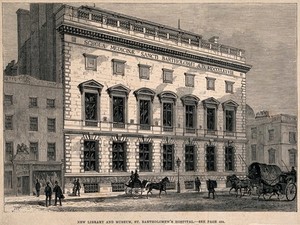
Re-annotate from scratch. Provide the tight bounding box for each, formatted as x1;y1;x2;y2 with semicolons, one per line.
55;4;246;63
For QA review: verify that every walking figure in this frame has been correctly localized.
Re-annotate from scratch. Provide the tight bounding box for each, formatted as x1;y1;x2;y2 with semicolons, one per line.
53;181;63;206
207;179;216;199
35;179;41;197
195;177;201;192
44;182;52;207
75;179;81;196
72;179;77;195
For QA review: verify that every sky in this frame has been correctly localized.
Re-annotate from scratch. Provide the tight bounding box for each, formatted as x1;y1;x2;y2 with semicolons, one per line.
2;2;298;116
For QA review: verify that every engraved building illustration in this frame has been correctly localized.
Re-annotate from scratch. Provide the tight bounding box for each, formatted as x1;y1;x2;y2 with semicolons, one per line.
5;3;252;194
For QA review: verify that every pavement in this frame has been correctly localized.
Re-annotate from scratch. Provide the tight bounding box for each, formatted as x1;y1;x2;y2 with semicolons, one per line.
4;187;231;204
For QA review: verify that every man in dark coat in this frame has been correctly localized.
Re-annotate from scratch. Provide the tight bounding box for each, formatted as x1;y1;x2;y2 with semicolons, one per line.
75;179;81;196
195;177;201;193
44;182;52;207
207;179;216;199
35;179;41;197
53;181;63;206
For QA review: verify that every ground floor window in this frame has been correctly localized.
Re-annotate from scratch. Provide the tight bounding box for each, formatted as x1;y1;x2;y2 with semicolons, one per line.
225;146;234;171
112;142;126;172
163;144;174;171
206;146;216;171
139;143;151;172
84;141;98;171
185;145;195;171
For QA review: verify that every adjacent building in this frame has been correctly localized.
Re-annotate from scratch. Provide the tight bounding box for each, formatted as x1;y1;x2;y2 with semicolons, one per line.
12;3;251;194
4;75;63;195
246;111;297;172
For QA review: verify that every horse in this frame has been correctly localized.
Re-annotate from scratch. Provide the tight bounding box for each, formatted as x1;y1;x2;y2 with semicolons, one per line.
227;175;252;197
124;179;148;195
145;177;170;198
256;180;282;200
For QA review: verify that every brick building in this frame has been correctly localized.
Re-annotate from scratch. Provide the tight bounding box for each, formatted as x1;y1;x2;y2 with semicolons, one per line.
246;111;297;172
14;3;251;194
4;75;63;195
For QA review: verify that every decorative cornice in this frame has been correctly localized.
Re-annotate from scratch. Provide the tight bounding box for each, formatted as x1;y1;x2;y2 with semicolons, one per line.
57;25;252;73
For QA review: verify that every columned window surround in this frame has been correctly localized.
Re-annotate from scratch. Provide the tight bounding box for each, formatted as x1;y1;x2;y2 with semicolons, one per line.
78;80;104;127
202;97;219;134
158;91;177;132
134;88;155;130
222;100;238;135
107;84;130;128
181;95;200;133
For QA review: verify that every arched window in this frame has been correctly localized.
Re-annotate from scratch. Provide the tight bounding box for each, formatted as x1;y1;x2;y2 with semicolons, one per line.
134;88;155;130
222;100;239;135
158;91;177;132
203;97;219;134
107;84;130;128
181;95;200;133
78;80;104;127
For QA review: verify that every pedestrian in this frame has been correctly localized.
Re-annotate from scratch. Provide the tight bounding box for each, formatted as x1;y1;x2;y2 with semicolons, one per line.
53;181;63;206
195;177;201;193
44;182;52;207
35;179;41;197
75;178;81;196
72;179;77;195
207;179;216;199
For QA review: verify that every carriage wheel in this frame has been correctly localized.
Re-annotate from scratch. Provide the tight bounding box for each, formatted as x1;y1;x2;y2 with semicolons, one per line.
131;187;143;196
286;183;297;201
125;186;132;195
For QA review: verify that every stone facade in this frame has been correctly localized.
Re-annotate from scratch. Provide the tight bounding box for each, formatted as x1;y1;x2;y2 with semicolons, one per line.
55;4;251;194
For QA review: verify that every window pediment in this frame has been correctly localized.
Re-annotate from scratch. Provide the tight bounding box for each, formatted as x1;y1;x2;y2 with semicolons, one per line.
202;97;219;108
78;80;104;94
181;94;200;105
134;88;155;101
107;84;131;97
222;100;239;110
157;91;177;103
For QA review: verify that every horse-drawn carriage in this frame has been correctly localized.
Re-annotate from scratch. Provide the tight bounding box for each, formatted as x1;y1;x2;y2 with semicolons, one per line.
247;162;297;201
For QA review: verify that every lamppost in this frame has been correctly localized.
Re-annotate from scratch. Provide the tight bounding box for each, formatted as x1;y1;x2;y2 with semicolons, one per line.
176;157;181;193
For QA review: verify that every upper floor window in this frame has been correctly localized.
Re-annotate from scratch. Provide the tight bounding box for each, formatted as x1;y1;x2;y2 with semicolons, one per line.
225;81;234;93
251;144;257;161
163;144;174;171
185;145;195;171
46;99;55;108
185;73;195;87
5;142;13;162
29;142;38;161
29;97;38;108
112;142;126;172
181;95;200;133
5;115;13;130
268;148;276;164
139;64;150;80
112;59;126;76
289;132;296;143
78;80;104;127
83;53;98;71
162;68;173;83
158;91;177;132
203;97;219;133
4;95;13;106
108;84;130;128
47;118;56;132
206;77;216;90
251;127;257;139
268;129;275;141
139;143;152;172
84;141;98;172
30;117;38;131
222;100;238;133
47;143;56;161
134;88;155;130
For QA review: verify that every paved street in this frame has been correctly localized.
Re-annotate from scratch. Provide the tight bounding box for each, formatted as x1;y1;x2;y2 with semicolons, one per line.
5;189;297;212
